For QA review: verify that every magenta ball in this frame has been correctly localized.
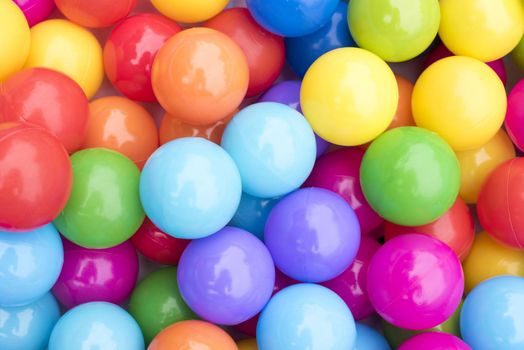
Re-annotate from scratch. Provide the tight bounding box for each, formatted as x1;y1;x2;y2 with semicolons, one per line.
367;234;464;330
52;239;139;309
265;187;361;283
399;332;472;350
13;0;55;26
506;79;524;152
321;236;380;320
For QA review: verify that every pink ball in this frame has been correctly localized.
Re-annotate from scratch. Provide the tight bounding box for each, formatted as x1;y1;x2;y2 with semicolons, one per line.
506;79;524;152
321;236;381;320
52;239;139;308
367;234;464;330
13;0;55;27
399;332;472;350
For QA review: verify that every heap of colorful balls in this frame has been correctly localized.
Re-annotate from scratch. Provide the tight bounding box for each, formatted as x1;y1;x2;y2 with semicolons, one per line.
3;0;524;349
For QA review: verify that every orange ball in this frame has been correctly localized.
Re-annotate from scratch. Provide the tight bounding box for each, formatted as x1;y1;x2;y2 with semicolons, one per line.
55;0;137;28
152;28;249;126
83;96;158;169
390;74;415;130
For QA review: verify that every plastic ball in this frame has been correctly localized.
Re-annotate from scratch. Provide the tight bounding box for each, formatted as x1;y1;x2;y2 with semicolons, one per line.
439;0;524;62
461;276;524;350
301;47;398;146
178;226;275;325
0;0;30;81
229;192;280;241
152;27;249;126
247;0;338;37
54;148;144;248
151;0;229;23
399;332;471;350
257;284;356;350
221;102;316;198
13;0;54;27
354;323;391;350
140;137;241;239
0;293;60;350
361;127;460;226
238;338;258;350
367;234;464;330
104;13;181;102
25;19;104;99
48;302;144;350
129;267;196;344
0;224;63;307
0;122;72;230
348;0;440;62
0;67;89;153
389;75;415;130
52;239;138;309
512;35;524;71
506;79;524;152
55;0;136;28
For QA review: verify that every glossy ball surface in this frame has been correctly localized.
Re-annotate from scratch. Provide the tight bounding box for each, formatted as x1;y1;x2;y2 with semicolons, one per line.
506;79;524;152
0;0;30;81
398;332;471;350
151;0;229;23
55;0;136;28
13;0;55;27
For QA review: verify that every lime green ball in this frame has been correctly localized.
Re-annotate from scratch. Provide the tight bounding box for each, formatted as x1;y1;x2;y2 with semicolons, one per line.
54;148;144;248
348;0;440;62
512;34;524;70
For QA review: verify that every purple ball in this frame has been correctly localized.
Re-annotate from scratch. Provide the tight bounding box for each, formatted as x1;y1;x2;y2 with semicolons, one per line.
265;187;361;283
13;0;55;27
177;226;275;325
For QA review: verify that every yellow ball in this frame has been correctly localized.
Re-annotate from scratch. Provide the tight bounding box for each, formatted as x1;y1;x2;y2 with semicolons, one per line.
237;338;258;350
439;0;524;62
0;0;30;81
412;56;507;151
456;129;515;204
463;231;524;294
151;0;229;23
301;48;398;146
25;19;104;99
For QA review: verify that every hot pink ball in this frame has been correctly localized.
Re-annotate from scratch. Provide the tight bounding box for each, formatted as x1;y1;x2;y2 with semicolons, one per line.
52;239;139;309
321;236;381;320
367;234;464;330
398;332;472;350
506;79;524;152
13;0;55;27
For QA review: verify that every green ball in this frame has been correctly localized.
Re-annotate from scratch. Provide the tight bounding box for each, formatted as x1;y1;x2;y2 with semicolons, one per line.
348;0;440;62
512;34;524;71
360;127;460;226
54;148;144;248
129;267;196;344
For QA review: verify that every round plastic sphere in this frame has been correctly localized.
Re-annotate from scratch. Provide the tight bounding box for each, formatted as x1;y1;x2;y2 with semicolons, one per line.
52;239;138;309
221;102;316;198
257;284;356;350
54;148;144;248
0;0;30;81
389;75;415;130
55;0;136;28
104;13;181;102
413;56;506;151
354;323;391;350
238;338;258;350
399;332;471;350
321;236;380;320
0;293;60;350
13;0;54;26
140;137;241;239
151;0;229;23
461;276;524;350
148;320;237;350
506;79;524;152
456;129;515;203
0;67;89;153
247;0;338;37
439;0;524;62
152;28;248;126
25;19;103;99
205;8;285;97
361;127;460;226
230;192;279;241
367;234;464;330
178;226;275;325
0;224;63;307
349;0;439;62
0;123;72;230
48;302;144;350
301;47;398;146
83;96;158;169
384;198;474;261
129;267;196;344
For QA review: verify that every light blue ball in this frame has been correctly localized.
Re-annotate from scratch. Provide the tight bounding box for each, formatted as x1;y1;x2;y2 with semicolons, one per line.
229;192;280;240
221;102;316;198
140;137;242;239
0;293;60;350
354;323;391;350
48;302;144;350
461;275;524;350
257;283;356;350
0;224;63;307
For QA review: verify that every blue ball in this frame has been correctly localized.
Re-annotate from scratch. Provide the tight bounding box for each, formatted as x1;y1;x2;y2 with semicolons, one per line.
354;323;391;350
461;276;524;350
229;192;280;240
0;224;63;307
0;293;60;350
140;137;242;239
48;302;144;350
221;102;316;198
257;283;356;350
247;0;339;37
285;1;357;77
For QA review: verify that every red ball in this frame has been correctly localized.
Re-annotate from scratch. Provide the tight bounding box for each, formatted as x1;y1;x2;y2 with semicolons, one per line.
104;13;182;102
0;122;72;230
55;0;137;28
